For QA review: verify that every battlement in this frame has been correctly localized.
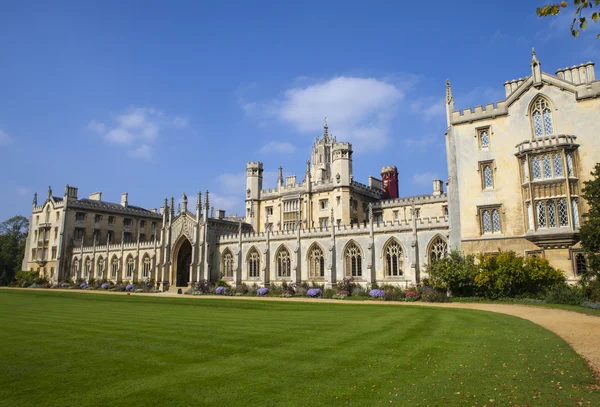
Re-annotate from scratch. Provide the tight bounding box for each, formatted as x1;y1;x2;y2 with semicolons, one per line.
504;76;530;98
373;192;448;209
556;62;595;85
246;161;263;168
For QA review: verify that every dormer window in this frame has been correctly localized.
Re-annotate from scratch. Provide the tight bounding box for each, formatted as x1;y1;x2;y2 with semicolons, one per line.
531;97;554;137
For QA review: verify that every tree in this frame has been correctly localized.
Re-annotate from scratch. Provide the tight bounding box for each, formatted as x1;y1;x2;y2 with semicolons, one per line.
537;1;600;39
0;215;29;285
580;163;600;282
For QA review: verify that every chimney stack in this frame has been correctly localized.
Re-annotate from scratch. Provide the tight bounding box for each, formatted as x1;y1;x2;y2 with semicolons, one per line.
89;192;102;201
432;179;444;196
121;193;128;207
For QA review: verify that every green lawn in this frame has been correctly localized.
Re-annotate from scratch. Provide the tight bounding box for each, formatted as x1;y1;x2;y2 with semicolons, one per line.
1;290;598;407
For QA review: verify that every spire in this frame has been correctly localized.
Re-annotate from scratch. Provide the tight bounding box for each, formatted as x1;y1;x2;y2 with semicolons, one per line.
32;192;38;207
323;117;329;142
47;186;52;200
182;192;188;213
306;160;311;175
445;79;453;105
170;197;175;216
204;190;209;210
196;191;201;209
278;166;283;187
163;197;168;209
530;47;542;86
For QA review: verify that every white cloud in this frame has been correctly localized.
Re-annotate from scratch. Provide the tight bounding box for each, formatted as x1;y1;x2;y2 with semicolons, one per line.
259;141;296;154
216;172;246;191
210;193;242;215
89;107;188;159
0;129;12;145
412;172;439;186
127;144;153;160
410;97;445;121
16;186;30;197
244;76;405;152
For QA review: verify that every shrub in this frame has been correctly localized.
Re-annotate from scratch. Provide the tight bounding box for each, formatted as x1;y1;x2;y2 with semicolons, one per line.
332;294;348;300
257;287;269;296
101;283;110;289
307;288;322;298
405;291;420;301
369;289;385;298
323;288;335;299
216;280;230;288
215;286;228;295
135;289;143;293
80;283;89;290
336;278;356;294
236;283;249;294
582;301;600;310
60;283;70;288
421;286;450;303
28;283;41;288
195;280;214;293
15;270;41;287
426;251;478;296
125;284;134;291
583;280;600;302
545;284;585;305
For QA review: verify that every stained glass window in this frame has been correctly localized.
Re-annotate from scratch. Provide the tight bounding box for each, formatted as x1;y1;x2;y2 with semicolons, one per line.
428;236;448;264
276;246;291;278
533;110;543;137
248;249;260;278
309;244;325;278
222;250;234;277
345;242;362;277
575;253;587;276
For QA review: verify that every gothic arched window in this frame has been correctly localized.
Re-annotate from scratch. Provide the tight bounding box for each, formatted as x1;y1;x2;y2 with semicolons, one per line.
428;236;448;264
126;256;135;278
344;242;362;277
111;257;119;278
276;246;291;278
222;249;234;278
308;244;325;278
384;239;403;277
142;256;152;278
247;248;260;278
531;97;554;137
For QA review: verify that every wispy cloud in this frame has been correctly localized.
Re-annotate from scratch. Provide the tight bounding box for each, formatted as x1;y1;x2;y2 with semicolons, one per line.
243;76;406;152
88;107;188;159
0;129;12;146
412;171;439;186
127;144;153;161
16;186;30;197
259;141;296;154
410;97;445;121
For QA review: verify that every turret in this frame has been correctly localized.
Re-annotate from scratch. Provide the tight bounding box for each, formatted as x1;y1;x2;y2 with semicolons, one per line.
310;118;334;182
381;166;399;199
331;141;353;187
246;162;263;231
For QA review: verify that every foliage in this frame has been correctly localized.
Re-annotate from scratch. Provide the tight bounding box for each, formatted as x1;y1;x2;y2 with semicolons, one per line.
323;288;335;299
580;163;600;281
256;287;268;296
537;1;600;39
0;216;29;286
14;270;40;287
426;250;478;296
545;284;586;305
336;277;356;294
405;291;420;301
215;286;228;295
475;252;565;299
382;286;405;302
583;279;600;301
582;301;600;309
420;286;451;303
101;283;110;289
195;280;214;293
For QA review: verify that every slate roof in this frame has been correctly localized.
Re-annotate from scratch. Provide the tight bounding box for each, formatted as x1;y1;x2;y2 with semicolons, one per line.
70;198;162;218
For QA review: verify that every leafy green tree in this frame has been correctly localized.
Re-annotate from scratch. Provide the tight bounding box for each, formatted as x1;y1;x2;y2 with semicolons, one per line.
537;1;600;39
0;215;29;285
426;250;478;297
580;163;600;281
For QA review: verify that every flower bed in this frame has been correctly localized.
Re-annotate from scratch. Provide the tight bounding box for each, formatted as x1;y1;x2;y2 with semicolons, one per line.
216;286;228;295
307;288;322;298
101;283;110;289
257;287;269;296
80;283;89;290
369;289;385;298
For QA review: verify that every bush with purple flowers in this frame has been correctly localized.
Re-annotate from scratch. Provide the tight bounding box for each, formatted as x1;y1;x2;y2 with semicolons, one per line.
80;283;89;289
125;284;134;291
215;286;228;295
101;283;110;289
307;288;322;298
369;289;385;298
405;291;420;301
257;287;269;296
60;283;70;288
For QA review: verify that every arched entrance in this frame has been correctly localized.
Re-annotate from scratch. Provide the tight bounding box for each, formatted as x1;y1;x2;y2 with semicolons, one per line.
175;239;192;287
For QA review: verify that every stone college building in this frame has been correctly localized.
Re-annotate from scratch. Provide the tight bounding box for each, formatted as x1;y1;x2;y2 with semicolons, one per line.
22;52;600;290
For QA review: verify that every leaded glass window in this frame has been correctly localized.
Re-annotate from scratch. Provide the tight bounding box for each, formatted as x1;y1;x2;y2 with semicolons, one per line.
553;153;563;177
248;249;260;278
547;200;557;228
276;246;291;278
566;152;574;177
531;97;554;137
572;198;580;227
126;256;135;278
308;244;325;278
111;257;119;278
483;165;493;189
575;253;587;276
142;256;151;278
558;198;568;227
542;155;552;178
384;240;403;277
527;202;534;231
480;129;489;148
345;242;362;277
492;209;501;233
482;210;491;233
537;201;546;228
532;156;541;180
428;236;448;264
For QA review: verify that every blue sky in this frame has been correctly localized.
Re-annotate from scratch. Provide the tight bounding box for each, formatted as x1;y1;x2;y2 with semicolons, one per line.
1;1;598;221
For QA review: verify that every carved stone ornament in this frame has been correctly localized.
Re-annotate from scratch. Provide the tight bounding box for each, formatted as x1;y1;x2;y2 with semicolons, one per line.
171;216;197;245
336;173;341;183
247;189;251;198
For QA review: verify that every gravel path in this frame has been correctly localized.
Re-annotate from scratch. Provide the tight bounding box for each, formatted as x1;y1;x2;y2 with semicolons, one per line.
5;288;600;377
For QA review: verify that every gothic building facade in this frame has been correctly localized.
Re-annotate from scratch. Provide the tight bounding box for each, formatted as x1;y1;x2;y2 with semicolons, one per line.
22;52;598;289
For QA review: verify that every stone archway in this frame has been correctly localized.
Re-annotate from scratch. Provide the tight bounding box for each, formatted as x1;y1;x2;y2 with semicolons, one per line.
175;239;192;287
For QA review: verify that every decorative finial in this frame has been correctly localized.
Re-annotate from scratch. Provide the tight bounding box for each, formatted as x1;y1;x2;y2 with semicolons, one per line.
170;197;175;215
204;190;209;209
323;117;329;140
196;191;201;208
368;203;373;222
177;203;181;214
182;192;188;212
48;186;52;199
164;197;168;208
330;208;334;223
532;47;536;57
33;192;38;206
445;79;453;105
